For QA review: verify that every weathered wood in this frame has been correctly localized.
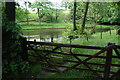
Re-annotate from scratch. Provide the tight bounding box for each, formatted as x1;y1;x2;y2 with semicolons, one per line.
27;47;119;59
26;41;120;79
29;54;120;67
115;45;120;49
29;60;116;74
71;46;113;69
51;36;54;42
44;46;61;57
114;48;120;59
27;41;105;50
69;52;92;70
63;60;120;67
110;29;111;36
100;26;103;39
104;43;113;80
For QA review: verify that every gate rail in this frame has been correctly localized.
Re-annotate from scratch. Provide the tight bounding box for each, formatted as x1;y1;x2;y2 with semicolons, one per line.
21;38;120;80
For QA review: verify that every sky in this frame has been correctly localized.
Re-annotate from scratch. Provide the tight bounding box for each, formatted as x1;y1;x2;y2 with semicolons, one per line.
18;0;63;3
16;0;64;10
21;0;120;2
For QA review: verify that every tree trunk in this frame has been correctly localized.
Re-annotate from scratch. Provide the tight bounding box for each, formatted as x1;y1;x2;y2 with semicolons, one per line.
55;3;58;22
37;8;41;24
65;2;68;10
73;0;77;31
56;9;58;22
5;1;15;22
81;1;89;33
25;2;29;24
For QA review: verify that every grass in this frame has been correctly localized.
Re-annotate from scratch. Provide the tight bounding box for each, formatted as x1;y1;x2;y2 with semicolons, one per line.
73;30;119;46
47;70;96;79
27;30;120;79
44;30;119;78
19;21;117;29
20;20;119;78
19;22;72;29
59;30;119;46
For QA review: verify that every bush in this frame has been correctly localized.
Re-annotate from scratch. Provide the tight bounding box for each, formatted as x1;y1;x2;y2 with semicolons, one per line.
2;21;30;78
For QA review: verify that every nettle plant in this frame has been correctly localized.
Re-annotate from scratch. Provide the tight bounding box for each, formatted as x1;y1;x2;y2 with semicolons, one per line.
2;21;30;75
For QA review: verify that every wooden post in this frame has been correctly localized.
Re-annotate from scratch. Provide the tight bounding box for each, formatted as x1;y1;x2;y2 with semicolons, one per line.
34;39;36;42
28;32;29;41
20;37;28;60
101;26;103;39
110;28;111;36
51;36;53;42
104;43;113;80
70;38;72;53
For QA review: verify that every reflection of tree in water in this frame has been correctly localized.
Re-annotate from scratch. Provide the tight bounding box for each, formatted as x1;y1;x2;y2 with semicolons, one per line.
22;29;64;42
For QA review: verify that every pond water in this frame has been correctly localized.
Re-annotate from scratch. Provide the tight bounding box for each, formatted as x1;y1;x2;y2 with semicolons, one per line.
22;27;113;42
22;29;65;42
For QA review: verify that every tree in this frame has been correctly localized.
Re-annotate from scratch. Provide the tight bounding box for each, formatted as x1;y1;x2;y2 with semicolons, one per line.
24;1;29;24
61;0;69;10
3;1;30;78
81;1;89;33
68;2;120;33
55;2;59;22
73;0;77;31
5;0;15;22
16;2;27;21
29;0;53;24
41;8;56;22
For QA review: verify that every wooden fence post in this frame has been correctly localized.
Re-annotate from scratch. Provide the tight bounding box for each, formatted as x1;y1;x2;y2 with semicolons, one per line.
110;28;111;36
100;26;103;39
20;37;28;60
104;43;113;80
51;36;53;42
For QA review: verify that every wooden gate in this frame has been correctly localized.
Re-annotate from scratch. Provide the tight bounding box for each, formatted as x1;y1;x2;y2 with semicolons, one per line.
23;39;120;80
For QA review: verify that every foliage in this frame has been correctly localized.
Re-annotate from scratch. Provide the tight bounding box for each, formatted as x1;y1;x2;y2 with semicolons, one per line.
41;9;56;22
29;0;54;23
61;0;70;10
62;26;79;40
2;5;30;76
3;60;30;74
15;2;30;22
68;2;120;24
2;21;30;76
16;3;27;21
89;2;120;24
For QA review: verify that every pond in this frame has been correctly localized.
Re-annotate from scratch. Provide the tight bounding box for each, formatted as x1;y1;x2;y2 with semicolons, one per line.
21;27;114;42
22;28;65;42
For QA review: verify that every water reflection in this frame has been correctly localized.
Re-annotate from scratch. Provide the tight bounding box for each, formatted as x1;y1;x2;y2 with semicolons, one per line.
28;37;62;42
22;29;65;42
